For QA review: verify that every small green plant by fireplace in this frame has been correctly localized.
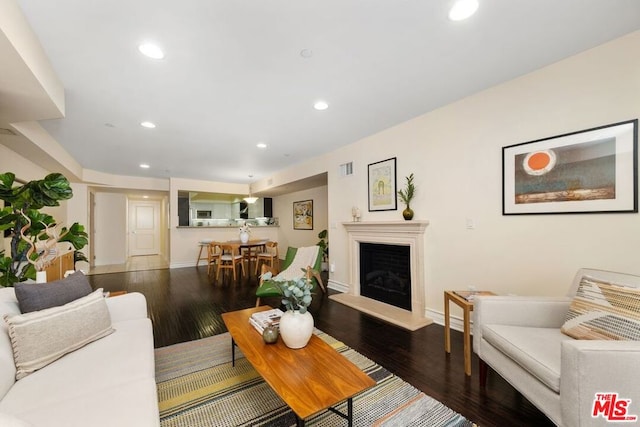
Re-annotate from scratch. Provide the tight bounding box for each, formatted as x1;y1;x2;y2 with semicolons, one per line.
317;229;328;261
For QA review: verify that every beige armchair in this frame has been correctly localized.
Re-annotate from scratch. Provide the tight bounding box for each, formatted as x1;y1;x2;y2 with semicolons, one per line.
473;268;640;427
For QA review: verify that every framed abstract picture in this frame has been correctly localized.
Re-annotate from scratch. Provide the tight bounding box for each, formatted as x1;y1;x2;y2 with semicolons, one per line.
293;199;313;230
368;157;397;211
502;119;638;215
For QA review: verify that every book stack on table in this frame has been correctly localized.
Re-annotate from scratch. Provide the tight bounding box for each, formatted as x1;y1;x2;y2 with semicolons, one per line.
249;308;283;334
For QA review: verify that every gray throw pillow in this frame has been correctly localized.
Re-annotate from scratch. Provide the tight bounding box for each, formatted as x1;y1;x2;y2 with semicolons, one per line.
14;271;92;313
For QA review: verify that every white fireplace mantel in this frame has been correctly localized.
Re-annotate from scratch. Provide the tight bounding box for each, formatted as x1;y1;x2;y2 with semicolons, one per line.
331;220;432;331
342;220;429;234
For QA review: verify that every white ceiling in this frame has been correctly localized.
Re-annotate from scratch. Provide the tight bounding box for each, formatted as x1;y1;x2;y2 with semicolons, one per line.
14;0;640;184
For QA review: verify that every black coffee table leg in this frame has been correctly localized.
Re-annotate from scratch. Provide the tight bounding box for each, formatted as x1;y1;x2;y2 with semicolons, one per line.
231;337;236;367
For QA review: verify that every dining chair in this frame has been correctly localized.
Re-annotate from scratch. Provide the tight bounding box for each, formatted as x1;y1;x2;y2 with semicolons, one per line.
217;243;245;281
196;239;213;266
255;241;279;274
207;242;222;278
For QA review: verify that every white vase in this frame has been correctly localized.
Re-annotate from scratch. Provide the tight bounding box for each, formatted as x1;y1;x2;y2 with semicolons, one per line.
36;271;47;283
279;310;314;349
239;231;249;244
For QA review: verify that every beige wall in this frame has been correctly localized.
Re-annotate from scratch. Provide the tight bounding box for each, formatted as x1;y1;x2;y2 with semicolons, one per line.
273;185;328;252
93;192;127;265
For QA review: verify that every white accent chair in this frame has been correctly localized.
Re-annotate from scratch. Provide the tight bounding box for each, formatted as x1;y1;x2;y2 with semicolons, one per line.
473;268;640;427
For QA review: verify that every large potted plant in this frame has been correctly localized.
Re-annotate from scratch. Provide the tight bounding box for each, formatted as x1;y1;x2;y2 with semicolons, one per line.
261;269;314;349
0;172;88;287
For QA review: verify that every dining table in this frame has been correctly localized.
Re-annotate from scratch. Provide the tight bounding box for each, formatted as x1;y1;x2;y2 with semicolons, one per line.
224;239;270;276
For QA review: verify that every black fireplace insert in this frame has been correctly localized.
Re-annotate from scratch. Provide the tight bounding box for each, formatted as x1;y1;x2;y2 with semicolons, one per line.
359;242;411;311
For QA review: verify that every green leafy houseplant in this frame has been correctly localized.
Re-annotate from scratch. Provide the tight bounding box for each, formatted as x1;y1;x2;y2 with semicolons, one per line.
0;172;88;287
397;173;416;220
261;270;313;314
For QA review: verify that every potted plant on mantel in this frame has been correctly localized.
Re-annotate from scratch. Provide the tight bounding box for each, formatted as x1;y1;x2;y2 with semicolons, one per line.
397;173;416;220
261;269;314;349
0;172;88;287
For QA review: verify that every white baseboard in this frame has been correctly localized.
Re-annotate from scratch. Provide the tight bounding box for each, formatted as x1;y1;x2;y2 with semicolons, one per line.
327;279;349;293
425;308;476;334
170;261;196;269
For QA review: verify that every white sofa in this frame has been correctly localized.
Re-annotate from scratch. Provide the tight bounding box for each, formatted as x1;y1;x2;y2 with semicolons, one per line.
473;268;640;427
0;287;160;427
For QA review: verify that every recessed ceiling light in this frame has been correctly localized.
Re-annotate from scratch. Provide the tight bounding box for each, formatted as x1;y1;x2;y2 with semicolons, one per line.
140;121;156;128
256;142;267;149
314;101;329;111
300;49;313;58
139;164;150;169
138;43;164;59
449;0;479;21
143;195;149;199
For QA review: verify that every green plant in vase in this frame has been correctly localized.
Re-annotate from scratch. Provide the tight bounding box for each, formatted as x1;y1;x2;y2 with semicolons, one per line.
260;269;315;348
261;269;313;314
397;173;416;220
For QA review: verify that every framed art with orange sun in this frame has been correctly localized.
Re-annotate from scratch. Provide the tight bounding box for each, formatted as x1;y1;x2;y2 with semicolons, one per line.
502;119;638;215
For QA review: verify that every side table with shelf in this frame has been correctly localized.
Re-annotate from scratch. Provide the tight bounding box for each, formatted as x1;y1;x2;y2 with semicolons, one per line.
444;290;496;376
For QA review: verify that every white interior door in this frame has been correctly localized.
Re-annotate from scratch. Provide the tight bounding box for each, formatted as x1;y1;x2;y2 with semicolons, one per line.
129;200;160;256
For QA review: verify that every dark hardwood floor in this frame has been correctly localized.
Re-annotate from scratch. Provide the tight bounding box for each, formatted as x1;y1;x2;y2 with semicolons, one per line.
88;267;554;427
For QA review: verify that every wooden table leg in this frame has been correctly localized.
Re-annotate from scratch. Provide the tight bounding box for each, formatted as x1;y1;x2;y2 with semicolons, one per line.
463;306;471;376
444;292;451;354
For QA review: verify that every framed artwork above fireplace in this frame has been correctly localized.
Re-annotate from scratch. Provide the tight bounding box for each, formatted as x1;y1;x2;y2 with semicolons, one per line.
368;157;397;212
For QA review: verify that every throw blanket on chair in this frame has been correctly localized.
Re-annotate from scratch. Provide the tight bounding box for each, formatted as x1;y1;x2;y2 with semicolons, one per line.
277;246;319;280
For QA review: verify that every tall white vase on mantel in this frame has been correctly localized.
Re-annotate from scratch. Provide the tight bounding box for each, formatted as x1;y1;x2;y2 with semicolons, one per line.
279;310;314;349
239;231;250;244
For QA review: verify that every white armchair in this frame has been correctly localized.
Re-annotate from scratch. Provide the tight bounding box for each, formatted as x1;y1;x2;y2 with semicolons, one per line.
473;268;640;427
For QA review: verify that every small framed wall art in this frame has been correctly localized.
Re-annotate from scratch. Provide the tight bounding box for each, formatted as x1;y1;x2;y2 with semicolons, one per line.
502;119;638;215
368;157;397;211
293;199;313;230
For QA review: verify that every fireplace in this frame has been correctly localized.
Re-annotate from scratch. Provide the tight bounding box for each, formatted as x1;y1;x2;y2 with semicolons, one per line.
330;220;432;331
360;243;411;310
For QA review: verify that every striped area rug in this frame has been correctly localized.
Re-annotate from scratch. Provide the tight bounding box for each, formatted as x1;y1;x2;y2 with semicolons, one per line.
155;331;475;426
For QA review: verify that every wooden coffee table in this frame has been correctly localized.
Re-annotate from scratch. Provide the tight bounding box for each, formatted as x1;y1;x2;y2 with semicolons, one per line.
222;306;375;426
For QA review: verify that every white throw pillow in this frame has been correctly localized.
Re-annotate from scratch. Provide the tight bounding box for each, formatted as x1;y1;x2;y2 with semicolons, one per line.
4;289;114;380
